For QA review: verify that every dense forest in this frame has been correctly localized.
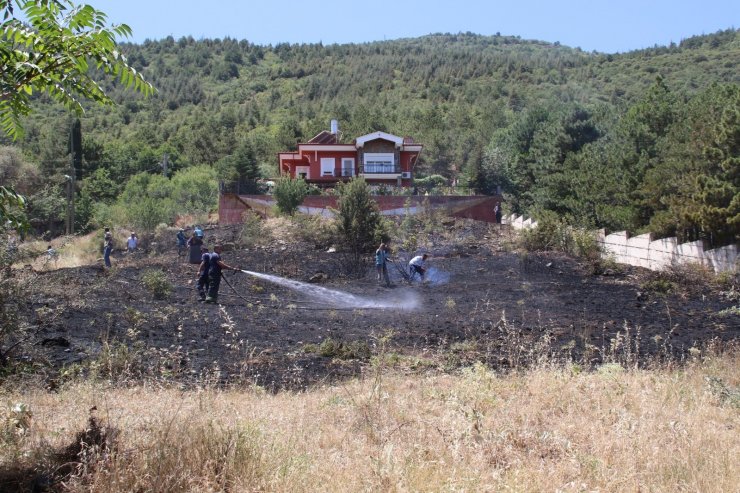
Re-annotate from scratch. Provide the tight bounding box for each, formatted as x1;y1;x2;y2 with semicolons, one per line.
1;29;738;245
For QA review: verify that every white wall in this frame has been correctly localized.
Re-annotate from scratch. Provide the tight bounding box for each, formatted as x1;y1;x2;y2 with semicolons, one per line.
506;214;738;273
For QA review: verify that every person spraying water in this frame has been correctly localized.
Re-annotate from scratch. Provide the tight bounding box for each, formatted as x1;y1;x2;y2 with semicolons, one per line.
204;244;241;303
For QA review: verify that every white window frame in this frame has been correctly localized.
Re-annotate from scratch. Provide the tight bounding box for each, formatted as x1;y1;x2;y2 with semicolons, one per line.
341;158;355;177
320;158;335;177
363;153;395;173
296;166;310;180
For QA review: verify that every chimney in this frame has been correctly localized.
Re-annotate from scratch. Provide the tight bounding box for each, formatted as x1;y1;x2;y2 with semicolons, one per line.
330;119;339;135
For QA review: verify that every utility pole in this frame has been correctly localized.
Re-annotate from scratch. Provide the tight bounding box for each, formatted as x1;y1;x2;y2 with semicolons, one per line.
67;118;81;235
65;156;75;234
69;163;75;235
65;174;71;235
64;172;75;235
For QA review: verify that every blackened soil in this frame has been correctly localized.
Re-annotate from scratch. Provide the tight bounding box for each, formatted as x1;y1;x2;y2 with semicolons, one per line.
13;223;739;391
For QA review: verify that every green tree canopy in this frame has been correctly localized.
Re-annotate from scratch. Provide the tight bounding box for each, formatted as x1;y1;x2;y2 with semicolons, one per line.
1;0;154;139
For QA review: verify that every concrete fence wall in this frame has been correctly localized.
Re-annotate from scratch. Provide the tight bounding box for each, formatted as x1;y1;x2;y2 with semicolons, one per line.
219;193;503;225
598;230;737;273
505;213;737;274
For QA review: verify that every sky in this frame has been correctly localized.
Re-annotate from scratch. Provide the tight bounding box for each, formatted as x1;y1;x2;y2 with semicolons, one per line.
95;0;738;54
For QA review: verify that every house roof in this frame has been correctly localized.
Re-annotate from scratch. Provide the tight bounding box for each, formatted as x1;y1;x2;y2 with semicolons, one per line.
355;131;404;148
307;131;338;144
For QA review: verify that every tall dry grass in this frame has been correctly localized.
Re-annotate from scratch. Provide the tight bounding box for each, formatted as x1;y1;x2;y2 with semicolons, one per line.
2;347;738;492
19;231;107;271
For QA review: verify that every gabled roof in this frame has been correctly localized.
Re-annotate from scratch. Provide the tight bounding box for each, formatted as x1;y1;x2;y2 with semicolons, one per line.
307;131;338;144
355;131;404;148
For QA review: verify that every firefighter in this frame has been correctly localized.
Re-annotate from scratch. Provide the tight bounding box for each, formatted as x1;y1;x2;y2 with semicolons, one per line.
204;244;241;303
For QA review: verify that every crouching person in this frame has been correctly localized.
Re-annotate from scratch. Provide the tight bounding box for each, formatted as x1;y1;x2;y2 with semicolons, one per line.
205;244;240;304
408;254;428;282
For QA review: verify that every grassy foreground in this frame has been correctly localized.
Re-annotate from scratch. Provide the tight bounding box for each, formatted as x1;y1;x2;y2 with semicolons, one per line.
2;350;739;492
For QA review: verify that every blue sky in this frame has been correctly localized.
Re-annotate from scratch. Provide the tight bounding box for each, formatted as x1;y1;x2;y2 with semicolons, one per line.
96;0;738;53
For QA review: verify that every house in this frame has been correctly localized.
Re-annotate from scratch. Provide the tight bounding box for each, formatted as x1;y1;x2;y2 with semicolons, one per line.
278;121;423;187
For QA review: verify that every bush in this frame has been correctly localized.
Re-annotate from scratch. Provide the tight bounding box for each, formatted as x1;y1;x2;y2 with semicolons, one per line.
273;177;307;216
519;211;601;260
335;178;386;263
315;338;371;360
292;215;336;249
141;270;172;300
239;211;266;248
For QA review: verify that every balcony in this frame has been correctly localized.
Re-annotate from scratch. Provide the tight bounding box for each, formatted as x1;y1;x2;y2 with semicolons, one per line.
361;164;401;174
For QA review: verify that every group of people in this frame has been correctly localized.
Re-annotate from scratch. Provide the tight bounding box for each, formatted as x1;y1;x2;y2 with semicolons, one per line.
178;226;244;303
176;226;206;263
375;242;429;286
195;244;241;303
101;228;138;268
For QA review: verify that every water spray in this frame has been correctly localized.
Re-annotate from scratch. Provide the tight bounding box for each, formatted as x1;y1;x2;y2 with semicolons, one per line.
241;270;420;310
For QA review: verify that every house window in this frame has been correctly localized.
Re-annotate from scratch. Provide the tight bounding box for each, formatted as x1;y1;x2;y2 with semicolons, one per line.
320;158;335;177
363;153;396;173
341;158;355;177
296;166;310;180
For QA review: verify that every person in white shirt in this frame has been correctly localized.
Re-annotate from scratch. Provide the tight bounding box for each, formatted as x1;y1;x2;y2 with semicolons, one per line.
126;232;138;253
408;254;428;281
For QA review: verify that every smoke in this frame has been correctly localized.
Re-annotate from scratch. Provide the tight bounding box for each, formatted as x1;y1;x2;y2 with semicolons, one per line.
241;271;421;310
423;267;451;285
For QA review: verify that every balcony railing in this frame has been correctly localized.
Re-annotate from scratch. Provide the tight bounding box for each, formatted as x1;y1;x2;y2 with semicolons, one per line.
361;164;401;174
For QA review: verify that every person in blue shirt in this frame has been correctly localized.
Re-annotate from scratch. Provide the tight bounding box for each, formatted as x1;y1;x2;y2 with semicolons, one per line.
205;244;240;303
375;243;391;286
103;227;113;268
196;246;211;301
176;229;187;256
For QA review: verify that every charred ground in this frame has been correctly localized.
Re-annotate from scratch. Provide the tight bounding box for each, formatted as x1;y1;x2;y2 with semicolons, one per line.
10;221;739;391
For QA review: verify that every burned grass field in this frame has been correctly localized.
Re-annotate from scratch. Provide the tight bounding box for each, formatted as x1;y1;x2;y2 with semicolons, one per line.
10;221;739;391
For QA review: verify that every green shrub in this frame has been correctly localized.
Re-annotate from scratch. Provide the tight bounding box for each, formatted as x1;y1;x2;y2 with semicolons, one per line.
641;278;676;294
518;211;602;260
240;211;266;248
273;177;307;216
141;270;172;300
293;215;337;249
335;178;386;269
313;338;371;360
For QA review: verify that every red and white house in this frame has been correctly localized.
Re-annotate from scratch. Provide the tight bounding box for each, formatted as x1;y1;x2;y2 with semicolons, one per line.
278;123;423;187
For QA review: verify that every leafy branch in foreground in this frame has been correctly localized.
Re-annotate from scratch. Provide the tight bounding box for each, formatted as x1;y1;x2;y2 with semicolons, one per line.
0;185;27;232
0;0;155;139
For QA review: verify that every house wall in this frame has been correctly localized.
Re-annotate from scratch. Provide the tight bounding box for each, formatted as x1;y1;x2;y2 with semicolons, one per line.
400;151;415;170
360;140;399;171
303;150;357;181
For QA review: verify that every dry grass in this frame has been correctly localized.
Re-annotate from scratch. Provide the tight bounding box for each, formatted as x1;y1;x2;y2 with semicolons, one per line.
18;230;115;271
2;349;738;492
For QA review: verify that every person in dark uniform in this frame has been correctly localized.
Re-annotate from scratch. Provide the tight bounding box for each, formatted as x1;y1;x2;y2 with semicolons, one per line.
494;202;502;224
196;245;211;301
187;232;203;264
204;244;240;303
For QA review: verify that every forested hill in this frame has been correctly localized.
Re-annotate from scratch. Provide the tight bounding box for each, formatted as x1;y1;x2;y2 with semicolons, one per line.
5;29;739;245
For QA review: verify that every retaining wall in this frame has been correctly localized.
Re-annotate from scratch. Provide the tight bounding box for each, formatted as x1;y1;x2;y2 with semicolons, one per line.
219;193;503;224
598;230;737;273
505;213;737;273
